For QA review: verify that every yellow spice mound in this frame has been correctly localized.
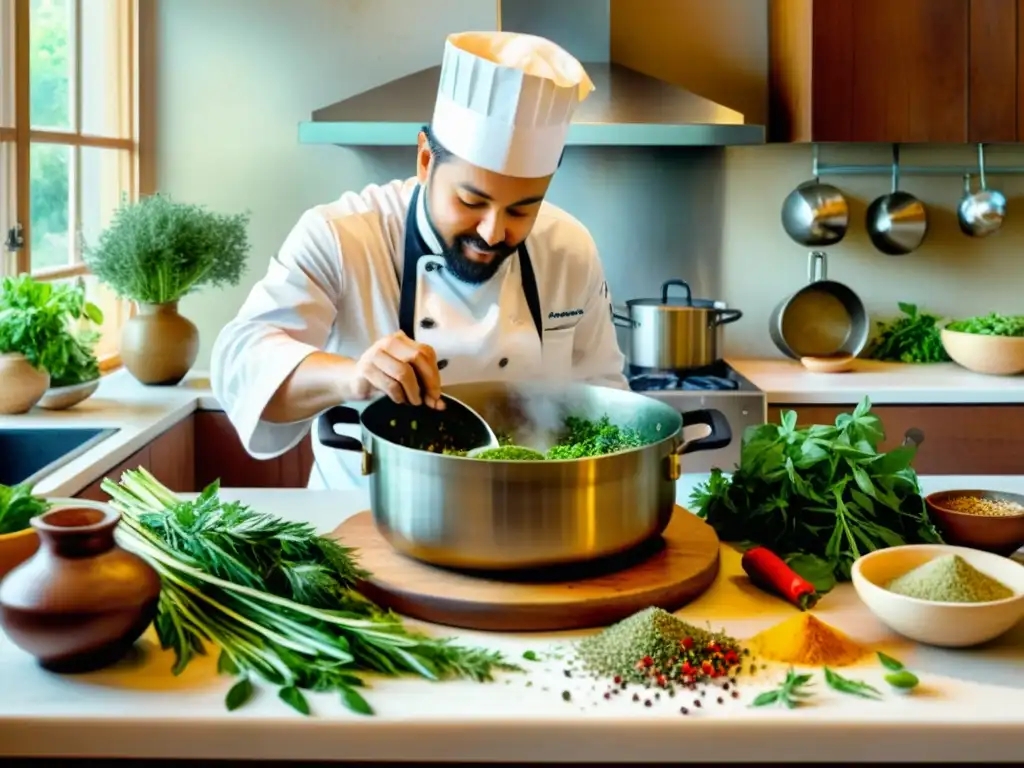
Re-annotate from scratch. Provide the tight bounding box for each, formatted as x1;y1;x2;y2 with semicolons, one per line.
747;613;866;667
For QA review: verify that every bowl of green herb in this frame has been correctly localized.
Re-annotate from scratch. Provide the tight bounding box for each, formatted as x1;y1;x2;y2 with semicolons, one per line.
941;313;1024;375
0;484;49;580
852;544;1024;648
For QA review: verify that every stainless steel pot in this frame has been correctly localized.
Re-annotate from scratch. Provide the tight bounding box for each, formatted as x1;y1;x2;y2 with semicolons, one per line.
865;144;928;256
317;380;732;570
768;251;869;360
613;280;742;371
780;178;850;247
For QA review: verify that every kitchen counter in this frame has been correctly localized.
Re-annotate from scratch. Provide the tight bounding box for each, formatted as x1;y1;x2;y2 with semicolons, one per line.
728;357;1024;405
2;475;1024;763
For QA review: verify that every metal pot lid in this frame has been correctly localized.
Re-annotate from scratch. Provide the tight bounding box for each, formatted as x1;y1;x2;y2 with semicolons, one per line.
625;279;726;309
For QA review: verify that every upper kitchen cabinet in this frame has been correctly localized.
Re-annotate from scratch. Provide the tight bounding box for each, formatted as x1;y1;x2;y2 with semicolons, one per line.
769;0;1022;143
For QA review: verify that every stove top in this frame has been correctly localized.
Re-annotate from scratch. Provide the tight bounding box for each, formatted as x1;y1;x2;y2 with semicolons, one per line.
627;361;760;394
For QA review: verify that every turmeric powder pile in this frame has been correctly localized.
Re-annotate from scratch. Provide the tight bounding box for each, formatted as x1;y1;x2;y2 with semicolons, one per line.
746;614;866;667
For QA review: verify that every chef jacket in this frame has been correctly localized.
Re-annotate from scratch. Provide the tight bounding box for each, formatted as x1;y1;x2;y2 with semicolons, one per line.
211;176;628;490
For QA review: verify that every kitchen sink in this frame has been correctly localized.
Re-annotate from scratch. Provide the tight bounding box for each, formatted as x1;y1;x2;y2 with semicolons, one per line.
0;426;119;488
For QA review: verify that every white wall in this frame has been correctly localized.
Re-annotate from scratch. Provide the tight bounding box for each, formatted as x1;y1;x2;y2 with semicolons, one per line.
155;0;1024;367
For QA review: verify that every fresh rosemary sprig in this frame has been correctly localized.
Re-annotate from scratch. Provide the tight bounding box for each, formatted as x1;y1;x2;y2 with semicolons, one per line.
103;467;518;716
750;668;816;709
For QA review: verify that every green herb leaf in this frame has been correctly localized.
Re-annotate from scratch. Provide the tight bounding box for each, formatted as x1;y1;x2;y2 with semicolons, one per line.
225;678;253;711
279;685;311;715
884;670;920;690
864;302;951;363
785;553;837;594
217;650;239;675
824;667;882;700
340;685;374;715
877;651;904;671
523;650;540;661
749;668;816;710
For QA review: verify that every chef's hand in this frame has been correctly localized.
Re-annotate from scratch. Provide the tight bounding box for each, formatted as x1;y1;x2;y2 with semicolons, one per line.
350;331;445;409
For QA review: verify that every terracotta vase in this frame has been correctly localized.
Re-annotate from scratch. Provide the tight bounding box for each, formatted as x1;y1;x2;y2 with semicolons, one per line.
0;500;162;674
0;352;49;414
120;300;199;386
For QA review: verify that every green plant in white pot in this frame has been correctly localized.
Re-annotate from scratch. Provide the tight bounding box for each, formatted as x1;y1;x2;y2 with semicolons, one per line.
0;275;104;413
84;193;251;386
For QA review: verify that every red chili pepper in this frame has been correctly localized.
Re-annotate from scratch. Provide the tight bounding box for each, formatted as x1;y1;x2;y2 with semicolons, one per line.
741;546;820;610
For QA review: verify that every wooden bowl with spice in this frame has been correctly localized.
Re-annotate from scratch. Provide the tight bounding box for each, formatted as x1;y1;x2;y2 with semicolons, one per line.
852;544;1024;648
925;490;1024;557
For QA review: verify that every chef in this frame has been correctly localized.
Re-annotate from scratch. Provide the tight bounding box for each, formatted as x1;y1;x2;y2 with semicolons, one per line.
211;30;628;489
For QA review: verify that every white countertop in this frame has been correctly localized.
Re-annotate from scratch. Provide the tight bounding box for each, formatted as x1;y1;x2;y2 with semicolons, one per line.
728;357;1024;405
2;475;1024;763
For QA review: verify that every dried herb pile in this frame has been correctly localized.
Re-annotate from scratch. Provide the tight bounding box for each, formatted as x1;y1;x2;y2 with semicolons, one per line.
103;468;516;716
690;397;941;588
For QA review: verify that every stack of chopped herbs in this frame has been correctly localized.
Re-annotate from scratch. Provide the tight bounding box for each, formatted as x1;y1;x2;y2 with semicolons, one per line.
574;607;745;689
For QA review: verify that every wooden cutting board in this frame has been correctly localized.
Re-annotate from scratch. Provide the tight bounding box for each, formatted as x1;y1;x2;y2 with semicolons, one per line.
331;506;720;632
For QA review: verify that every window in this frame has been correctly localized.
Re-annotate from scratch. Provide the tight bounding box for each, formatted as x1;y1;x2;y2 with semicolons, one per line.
0;0;150;369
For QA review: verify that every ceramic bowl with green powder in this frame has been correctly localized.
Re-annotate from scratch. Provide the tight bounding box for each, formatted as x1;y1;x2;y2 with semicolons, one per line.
852;544;1024;648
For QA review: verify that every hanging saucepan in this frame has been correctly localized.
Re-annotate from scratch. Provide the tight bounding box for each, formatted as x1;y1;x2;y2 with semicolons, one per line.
316;380;732;570
957;143;1006;238
865;144;928;256
612;279;742;371
768;251;869;360
780;146;850;246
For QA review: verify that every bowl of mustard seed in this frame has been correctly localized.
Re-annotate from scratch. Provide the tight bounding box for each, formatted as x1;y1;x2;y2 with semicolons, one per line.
925;490;1024;557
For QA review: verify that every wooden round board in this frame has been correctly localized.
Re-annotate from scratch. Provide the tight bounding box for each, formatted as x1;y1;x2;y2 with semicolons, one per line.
331;506;720;632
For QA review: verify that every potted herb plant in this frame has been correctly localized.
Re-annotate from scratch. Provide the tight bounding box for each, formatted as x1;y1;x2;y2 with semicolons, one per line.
0;275;104;414
83;193;251;386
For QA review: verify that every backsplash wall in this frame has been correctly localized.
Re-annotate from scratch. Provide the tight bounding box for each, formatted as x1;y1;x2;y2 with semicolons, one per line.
154;0;1024;368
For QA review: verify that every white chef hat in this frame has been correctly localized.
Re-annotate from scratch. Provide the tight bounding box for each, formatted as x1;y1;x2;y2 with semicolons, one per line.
430;31;595;179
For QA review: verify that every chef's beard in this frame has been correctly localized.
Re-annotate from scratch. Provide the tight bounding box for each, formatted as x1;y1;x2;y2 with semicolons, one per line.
441;236;517;284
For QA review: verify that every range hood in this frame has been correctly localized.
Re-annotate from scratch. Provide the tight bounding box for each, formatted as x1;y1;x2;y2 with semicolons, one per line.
299;0;765;148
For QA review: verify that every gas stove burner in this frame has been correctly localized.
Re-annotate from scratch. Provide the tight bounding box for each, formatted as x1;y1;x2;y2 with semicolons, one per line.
628;372;740;392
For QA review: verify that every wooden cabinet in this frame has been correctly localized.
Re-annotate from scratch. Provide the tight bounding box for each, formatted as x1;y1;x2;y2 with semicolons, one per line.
73;412;313;500
768;403;1024;475
193;411;314;490
769;0;1023;143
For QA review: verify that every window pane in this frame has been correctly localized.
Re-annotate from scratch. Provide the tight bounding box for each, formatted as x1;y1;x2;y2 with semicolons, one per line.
80;145;130;257
30;141;71;270
29;0;72;131
81;0;129;138
0;0;13;129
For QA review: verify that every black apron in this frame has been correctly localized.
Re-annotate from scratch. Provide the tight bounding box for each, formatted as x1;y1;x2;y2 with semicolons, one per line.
398;184;543;347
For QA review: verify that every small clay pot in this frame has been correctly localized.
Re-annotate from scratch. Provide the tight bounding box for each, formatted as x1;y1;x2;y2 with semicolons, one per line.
121;300;199;386
0;352;49;414
0;499;162;673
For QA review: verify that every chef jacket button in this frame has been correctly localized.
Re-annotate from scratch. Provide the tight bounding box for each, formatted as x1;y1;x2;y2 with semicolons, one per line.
420;317;436;329
425;262;436;272
437;359;448;370
498;357;509;368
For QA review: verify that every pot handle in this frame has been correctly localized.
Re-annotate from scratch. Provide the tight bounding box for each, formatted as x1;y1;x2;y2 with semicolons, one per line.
677;408;732;454
714;308;743;326
808;251;828;284
661;279;693;305
317;405;364;452
612;306;636;328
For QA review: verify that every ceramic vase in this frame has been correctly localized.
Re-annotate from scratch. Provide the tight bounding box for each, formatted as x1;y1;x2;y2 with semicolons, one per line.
120;300;199;386
0;499;162;673
0;353;49;414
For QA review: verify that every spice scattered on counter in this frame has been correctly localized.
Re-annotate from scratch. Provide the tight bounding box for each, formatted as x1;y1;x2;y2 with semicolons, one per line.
747;614;866;667
575;607;744;685
741;546;820;610
943;495;1024;517
885;554;1014;603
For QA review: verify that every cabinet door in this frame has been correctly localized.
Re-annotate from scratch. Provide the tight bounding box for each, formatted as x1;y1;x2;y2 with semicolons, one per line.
193;411;314;489
771;0;970;142
969;0;1019;142
75;445;152;502
767;404;1024;475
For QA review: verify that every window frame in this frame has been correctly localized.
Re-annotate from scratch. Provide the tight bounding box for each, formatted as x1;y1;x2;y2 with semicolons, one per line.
1;0;155;372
